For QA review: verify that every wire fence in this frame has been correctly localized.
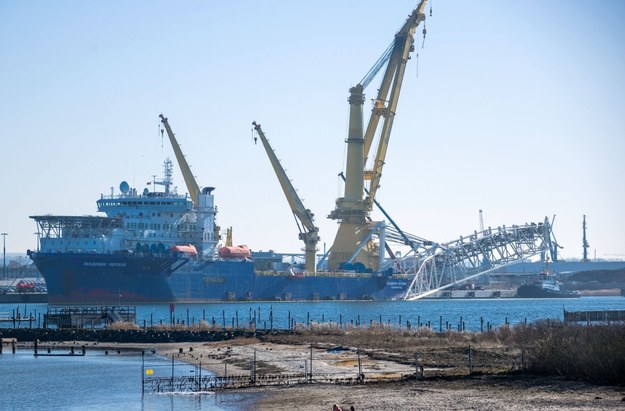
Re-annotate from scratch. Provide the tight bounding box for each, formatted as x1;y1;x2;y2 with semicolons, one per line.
140;344;527;394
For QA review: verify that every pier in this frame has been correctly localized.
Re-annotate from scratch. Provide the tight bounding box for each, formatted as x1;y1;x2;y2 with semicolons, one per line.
563;309;625;324
44;306;136;328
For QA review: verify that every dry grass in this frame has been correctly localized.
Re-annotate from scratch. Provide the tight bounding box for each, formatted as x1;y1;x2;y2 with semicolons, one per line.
259;322;625;384
106;321;140;330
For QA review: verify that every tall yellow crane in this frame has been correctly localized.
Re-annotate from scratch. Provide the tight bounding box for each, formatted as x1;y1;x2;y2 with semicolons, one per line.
253;121;320;272
327;1;428;272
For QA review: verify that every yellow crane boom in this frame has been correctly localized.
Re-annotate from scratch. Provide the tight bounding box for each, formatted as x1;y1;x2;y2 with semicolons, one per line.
159;114;200;209
253;121;319;272
364;0;427;207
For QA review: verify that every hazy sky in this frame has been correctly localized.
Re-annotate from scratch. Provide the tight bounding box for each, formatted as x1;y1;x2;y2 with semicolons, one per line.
1;1;624;262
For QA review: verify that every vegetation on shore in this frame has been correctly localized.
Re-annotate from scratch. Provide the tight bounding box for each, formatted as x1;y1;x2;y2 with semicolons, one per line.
2;321;623;385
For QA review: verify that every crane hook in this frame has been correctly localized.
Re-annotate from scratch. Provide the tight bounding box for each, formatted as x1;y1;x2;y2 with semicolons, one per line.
422;24;427;48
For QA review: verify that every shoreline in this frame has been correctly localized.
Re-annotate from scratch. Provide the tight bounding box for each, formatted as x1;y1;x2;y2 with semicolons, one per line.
21;338;625;410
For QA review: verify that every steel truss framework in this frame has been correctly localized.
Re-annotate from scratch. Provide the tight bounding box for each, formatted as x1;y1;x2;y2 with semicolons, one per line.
397;218;553;300
30;215;123;239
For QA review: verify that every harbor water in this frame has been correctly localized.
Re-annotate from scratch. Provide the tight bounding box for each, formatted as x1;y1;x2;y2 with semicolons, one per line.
1;297;624;410
2;296;625;332
0;348;260;411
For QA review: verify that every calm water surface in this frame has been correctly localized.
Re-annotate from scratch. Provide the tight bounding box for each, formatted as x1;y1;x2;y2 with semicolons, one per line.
0;350;259;411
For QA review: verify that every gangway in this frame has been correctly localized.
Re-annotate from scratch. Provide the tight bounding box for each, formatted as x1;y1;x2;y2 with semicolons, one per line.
402;218;553;300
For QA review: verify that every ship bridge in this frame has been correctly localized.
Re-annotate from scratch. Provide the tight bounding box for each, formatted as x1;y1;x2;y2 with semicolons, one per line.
391;219;553;300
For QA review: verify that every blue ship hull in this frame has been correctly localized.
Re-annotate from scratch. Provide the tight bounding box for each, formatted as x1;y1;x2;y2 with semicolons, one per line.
170;260;408;302
30;252;409;304
29;252;182;304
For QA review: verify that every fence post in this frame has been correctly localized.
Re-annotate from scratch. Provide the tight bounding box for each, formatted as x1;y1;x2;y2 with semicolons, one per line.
468;345;473;375
415;353;423;380
357;347;363;383
252;349;257;385
309;344;313;383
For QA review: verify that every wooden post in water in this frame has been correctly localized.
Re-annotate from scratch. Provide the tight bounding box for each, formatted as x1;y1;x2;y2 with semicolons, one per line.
171;354;175;392
468;345;473;375
141;351;145;396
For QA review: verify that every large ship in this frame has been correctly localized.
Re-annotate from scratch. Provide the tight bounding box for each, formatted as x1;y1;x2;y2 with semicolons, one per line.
28;158;408;304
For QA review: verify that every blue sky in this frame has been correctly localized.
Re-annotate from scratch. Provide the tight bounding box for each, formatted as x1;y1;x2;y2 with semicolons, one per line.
1;0;624;262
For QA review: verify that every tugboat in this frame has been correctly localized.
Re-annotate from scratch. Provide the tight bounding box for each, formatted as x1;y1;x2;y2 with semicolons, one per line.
516;270;580;298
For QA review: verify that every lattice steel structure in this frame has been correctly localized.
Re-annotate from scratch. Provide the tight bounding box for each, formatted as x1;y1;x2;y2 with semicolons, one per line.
401;218;553;300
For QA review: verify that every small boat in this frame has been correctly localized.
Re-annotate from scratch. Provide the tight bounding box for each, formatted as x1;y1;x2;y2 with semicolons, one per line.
516;272;580;298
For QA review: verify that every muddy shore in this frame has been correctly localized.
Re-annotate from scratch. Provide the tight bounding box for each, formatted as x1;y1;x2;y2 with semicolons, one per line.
36;337;625;410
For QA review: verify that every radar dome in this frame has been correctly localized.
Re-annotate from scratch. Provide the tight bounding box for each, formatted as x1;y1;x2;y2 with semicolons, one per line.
119;181;130;194
143;188;149;195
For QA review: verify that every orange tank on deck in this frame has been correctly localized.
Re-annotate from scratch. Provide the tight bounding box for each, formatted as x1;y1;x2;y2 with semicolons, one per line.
218;245;251;259
169;244;198;256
